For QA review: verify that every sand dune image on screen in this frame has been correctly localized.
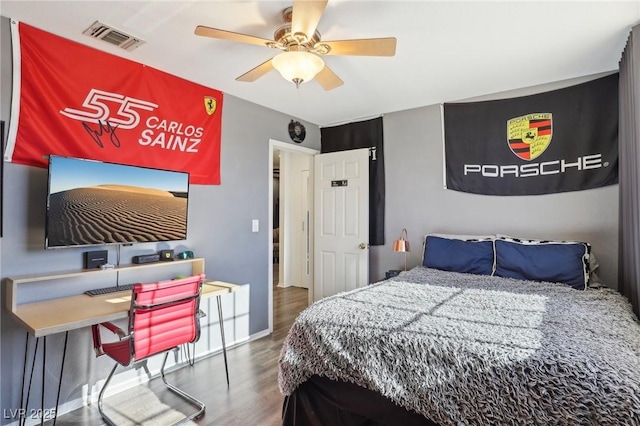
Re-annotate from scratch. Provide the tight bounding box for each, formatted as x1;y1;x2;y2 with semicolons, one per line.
47;185;187;247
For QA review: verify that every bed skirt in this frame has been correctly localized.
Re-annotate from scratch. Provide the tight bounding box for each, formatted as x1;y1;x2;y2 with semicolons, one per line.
282;375;438;426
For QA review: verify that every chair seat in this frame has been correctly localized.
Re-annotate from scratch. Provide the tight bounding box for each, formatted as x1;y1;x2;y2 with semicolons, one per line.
101;337;132;367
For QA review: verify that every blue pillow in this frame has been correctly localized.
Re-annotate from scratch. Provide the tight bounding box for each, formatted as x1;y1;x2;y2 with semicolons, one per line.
494;239;589;290
423;236;494;275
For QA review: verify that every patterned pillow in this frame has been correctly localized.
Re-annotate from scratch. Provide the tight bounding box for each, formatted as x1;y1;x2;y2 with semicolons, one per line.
494;236;590;290
423;235;495;275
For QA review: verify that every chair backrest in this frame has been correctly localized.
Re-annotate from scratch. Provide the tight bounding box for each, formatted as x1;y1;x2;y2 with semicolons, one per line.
129;273;205;361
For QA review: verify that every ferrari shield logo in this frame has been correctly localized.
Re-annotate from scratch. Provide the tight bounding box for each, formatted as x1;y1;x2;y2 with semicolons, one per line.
507;113;553;160
204;97;217;115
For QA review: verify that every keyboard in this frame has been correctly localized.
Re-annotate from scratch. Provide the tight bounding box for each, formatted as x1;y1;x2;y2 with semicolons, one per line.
85;283;135;296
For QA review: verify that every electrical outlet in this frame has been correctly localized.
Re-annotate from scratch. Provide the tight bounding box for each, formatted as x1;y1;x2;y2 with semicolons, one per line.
252;219;259;232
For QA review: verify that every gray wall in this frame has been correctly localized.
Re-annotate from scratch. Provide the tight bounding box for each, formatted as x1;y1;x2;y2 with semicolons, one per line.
0;15;321;422
371;73;619;288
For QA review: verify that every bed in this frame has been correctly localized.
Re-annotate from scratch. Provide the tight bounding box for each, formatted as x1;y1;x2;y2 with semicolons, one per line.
278;235;640;425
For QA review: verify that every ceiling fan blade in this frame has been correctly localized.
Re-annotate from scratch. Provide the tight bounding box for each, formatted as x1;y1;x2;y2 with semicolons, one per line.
315;64;343;91
195;25;275;48
291;0;328;42
320;38;397;56
236;58;275;82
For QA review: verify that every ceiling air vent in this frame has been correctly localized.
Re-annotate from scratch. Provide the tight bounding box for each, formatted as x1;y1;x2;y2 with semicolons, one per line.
82;21;145;52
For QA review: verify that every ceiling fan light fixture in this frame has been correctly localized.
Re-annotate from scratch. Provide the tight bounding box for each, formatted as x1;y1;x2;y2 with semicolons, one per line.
272;51;324;88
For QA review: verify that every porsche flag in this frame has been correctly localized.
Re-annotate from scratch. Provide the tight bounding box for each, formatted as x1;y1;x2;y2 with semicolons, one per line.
443;74;618;195
5;21;223;185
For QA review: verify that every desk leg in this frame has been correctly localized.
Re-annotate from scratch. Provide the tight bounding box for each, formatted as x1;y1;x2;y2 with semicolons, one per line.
40;337;46;426
216;296;229;387
53;332;69;426
18;333;68;426
19;332;31;426
19;333;27;425
21;334;39;426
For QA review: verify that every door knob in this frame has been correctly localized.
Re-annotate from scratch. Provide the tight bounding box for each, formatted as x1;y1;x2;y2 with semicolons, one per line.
359;243;368;250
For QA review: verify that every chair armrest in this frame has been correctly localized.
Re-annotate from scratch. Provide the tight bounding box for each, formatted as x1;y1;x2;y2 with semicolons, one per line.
92;322;127;357
100;321;126;338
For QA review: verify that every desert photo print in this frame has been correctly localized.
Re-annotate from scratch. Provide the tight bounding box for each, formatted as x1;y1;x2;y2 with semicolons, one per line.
46;156;189;248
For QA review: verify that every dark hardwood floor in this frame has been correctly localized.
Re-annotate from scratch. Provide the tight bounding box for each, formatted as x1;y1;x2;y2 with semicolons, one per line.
53;265;308;425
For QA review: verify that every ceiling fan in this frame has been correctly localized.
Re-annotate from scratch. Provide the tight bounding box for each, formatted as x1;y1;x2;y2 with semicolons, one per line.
194;0;397;90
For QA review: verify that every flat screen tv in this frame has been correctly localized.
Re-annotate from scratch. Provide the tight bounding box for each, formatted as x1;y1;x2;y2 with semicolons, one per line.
45;155;189;249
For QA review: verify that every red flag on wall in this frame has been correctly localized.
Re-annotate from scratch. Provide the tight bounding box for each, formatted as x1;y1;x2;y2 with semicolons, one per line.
5;21;223;185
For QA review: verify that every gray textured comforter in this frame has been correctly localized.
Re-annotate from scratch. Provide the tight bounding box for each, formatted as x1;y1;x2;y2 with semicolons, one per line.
278;267;640;425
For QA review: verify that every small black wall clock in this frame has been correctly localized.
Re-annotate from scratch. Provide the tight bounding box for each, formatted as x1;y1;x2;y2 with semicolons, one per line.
288;120;306;143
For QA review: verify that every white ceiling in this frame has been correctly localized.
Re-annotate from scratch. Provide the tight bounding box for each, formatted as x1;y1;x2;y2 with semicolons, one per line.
1;1;639;126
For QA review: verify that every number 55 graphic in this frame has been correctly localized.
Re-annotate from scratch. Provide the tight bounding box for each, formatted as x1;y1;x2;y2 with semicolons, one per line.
60;89;158;129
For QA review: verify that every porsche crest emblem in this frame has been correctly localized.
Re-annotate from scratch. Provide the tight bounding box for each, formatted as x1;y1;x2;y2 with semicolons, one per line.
507;113;553;161
204;97;217;115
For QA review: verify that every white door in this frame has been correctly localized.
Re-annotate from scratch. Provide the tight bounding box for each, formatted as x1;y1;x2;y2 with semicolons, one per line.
314;148;369;301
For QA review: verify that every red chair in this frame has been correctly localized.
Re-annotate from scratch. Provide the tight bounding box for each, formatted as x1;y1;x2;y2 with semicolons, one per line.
92;274;206;425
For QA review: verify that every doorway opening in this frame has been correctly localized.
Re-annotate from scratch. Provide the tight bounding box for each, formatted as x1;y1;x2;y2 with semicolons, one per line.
268;140;318;333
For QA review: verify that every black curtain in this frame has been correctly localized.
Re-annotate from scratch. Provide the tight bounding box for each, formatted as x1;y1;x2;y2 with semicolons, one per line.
321;117;385;246
618;24;640;319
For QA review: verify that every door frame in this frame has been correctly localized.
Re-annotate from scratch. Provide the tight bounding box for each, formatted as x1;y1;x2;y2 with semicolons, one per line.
268;139;318;333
